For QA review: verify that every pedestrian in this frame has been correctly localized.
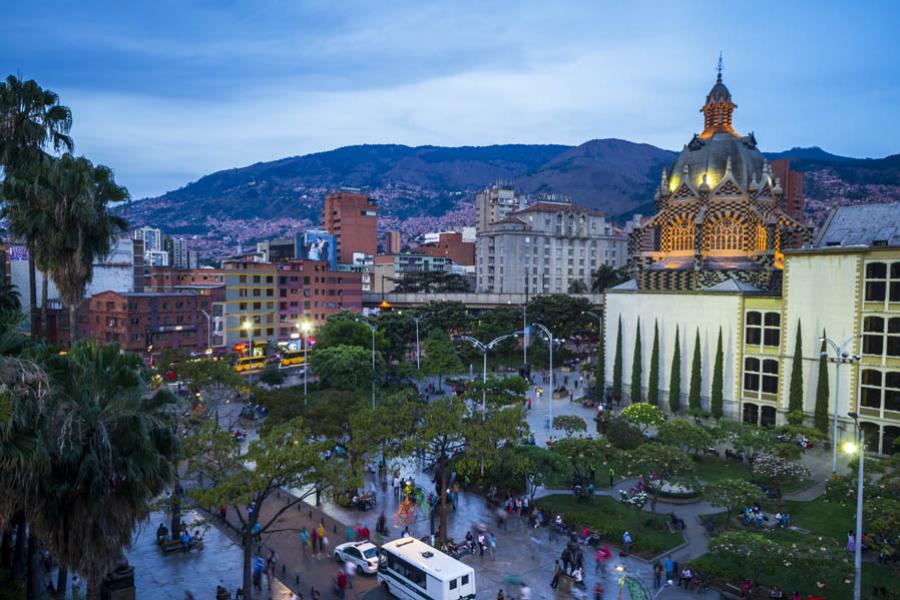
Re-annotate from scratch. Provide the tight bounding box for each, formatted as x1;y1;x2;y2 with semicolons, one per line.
608;466;615;487
622;531;633;555
663;555;674;581
520;582;531;600
71;575;81;597
317;523;327;553
477;532;485;558
488;531;496;560
344;560;356;589
299;527;309;555
593;582;603;600
346;525;354;541
497;590;505;600
310;526;318;557
550;559;561;589
335;570;347;600
653;560;664;588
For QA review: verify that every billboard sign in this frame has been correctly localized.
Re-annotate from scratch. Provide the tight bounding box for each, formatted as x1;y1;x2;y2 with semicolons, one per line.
296;230;336;269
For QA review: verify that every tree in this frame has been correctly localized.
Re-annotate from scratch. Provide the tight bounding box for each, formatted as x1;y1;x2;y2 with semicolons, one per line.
630;319;642;403
422;329;462;387
612;316;623;402
604;416;644;450
258;364;285;386
703;479;762;523
310;344;377;390
647;320;660;407
315;316;382;351
0;75;73;338
417;301;470;334
512;445;571;501
595;315;605;399
591;264;627;293
552;415;587;437
30;155;128;339
711;327;724;420
620;402;664;434
688;328;702;411
177;356;242;398
37;342;177;597
187;418;347;600
373;311;414;365
814;331;830;433
567;279;588;294
669;327;681;414
625;443;695;512
526;294;593;339
393;271;471;293
786;320;804;415
549;438;616;488
657;418;714;455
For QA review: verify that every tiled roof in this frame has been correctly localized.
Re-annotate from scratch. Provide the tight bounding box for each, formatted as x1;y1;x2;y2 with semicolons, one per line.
816;203;900;248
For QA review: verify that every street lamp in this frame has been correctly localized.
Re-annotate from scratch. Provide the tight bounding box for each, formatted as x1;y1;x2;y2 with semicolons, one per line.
460;332;520;421
297;320;312;402
843;411;865;600
821;335;860;474
531;322;557;430
356;317;377;409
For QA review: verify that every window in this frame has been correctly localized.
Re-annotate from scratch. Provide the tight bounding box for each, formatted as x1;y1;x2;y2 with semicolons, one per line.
239;275;247;283
745;311;780;348
665;218;694;252
860;369;900;413
252;275;260;283
449;580;457;590
863;316;900;358
865;262;887;302
709;216;744;251
744;357;778;396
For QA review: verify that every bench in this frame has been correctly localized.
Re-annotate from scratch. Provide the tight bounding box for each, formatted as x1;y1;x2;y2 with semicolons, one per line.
717;583;742;600
158;539;185;554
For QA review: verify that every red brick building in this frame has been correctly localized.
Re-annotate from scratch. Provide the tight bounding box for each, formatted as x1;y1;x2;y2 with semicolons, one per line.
87;291;211;353
145;267;225;292
276;260;363;338
323;191;377;263
771;159;805;221
415;232;475;266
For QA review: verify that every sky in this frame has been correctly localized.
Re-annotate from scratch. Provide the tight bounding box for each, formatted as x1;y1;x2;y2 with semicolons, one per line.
4;0;899;199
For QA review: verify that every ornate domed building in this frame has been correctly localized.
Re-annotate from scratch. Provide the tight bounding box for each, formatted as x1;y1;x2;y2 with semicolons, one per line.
627;70;810;292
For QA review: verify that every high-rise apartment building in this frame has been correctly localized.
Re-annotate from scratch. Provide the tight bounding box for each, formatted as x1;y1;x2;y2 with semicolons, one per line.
168;236;190;268
221;261;278;352
133;226;162;253
475;182;520;234
476;200;627;294
387;231;402;254
323;191;377;264
275;260;363;336
770;159;805;222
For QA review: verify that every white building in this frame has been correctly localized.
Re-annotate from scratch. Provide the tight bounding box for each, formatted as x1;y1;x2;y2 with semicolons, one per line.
475;182;521;234
475;200;627;294
133;226;162;253
171;236;190;268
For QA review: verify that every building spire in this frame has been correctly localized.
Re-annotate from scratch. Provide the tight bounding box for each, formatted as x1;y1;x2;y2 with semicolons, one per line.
717;52;724;83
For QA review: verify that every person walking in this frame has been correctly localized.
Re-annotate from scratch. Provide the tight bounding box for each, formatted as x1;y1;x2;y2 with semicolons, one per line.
310;526;318;558
317;523;327;554
335;570;348;600
550;560;561;589
608;466;615;488
663;555;675;582
653;560;664;588
344;560;356;589
622;531;633;555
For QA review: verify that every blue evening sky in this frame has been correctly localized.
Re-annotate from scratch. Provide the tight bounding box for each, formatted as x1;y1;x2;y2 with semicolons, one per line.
4;0;898;198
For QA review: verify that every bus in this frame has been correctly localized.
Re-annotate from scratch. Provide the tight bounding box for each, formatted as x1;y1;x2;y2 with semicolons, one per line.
279;350;306;368
234;356;267;373
378;537;475;600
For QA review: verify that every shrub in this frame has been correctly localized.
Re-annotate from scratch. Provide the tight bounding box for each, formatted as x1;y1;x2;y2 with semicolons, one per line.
605;416;643;450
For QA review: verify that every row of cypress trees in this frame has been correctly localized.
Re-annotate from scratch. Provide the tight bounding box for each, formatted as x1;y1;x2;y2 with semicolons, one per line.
607;316;831;431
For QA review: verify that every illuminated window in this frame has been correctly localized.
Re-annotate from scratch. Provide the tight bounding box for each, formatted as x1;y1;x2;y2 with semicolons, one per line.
665;218;694;252
710;217;743;251
755;224;767;251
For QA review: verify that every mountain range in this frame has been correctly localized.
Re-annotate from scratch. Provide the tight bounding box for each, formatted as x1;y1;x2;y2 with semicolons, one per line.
124;140;900;258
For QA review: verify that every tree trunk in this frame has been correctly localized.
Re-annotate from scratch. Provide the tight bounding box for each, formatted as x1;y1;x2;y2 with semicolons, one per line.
242;531;253;600
40;274;48;341
68;303;78;344
28;255;37;337
25;531;39;600
171;480;182;541
437;464;449;542
57;566;68;600
0;525;12;570
12;513;26;581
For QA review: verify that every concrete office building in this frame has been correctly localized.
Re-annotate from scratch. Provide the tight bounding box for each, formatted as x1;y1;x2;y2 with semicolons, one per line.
323;191;378;263
476;200;627;294
475;182;520;234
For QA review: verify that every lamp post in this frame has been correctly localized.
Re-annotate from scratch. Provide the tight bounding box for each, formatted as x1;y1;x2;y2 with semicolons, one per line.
357;317;377;409
843;412;865;600
200;309;212;355
297;320;312;402
531;323;556;430
821;335;860;474
461;332;521;421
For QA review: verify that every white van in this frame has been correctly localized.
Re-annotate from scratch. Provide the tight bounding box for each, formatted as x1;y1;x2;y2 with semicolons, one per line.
378;537;476;600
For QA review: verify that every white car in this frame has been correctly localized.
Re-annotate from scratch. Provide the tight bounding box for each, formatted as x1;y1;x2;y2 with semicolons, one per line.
333;540;380;574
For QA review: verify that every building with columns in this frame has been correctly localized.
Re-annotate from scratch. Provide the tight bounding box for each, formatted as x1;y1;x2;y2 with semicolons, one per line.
604;71;899;454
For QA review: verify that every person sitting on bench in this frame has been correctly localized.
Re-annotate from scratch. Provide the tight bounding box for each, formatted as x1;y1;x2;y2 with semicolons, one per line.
156;523;169;543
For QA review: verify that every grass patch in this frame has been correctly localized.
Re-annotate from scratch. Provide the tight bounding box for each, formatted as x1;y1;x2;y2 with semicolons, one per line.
535;494;682;558
762;496;853;542
543;459;625;490
693;455;753;484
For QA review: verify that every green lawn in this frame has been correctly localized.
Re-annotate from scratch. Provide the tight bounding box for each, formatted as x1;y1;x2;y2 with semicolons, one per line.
762;496;853;542
535;494;682;558
693;455;753;484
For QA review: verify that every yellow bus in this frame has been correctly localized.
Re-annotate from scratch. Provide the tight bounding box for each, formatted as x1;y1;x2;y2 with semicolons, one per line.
234;356;267;373
279;350;306;368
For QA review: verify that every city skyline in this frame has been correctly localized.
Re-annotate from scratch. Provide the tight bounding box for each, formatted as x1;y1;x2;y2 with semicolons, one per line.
4;0;899;199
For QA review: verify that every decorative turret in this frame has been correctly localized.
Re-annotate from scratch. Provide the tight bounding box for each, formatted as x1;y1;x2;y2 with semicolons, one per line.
660;168;669;193
700;58;738;139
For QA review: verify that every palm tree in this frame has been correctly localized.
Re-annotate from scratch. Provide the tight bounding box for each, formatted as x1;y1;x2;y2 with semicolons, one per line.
32;155;128;341
34;341;177;598
591;264;627;293
0;75;73;337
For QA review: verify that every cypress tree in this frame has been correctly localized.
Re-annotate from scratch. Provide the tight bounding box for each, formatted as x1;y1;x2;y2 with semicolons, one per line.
814;330;830;433
789;320;804;414
711;326;724;420
689;328;702;411
647;320;660;407
668;326;681;413
596;314;605;398
612;316;623;402
630;319;642;403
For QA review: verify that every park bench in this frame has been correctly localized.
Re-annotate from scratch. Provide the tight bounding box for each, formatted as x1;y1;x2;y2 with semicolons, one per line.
158;539;184;554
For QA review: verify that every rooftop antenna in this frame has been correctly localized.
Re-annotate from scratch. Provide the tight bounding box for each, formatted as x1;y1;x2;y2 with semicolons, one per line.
717;52;724;83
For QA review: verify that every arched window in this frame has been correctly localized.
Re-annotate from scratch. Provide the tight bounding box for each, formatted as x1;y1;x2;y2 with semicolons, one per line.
709;216;744;252
755;224;767;252
665;218;694;253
